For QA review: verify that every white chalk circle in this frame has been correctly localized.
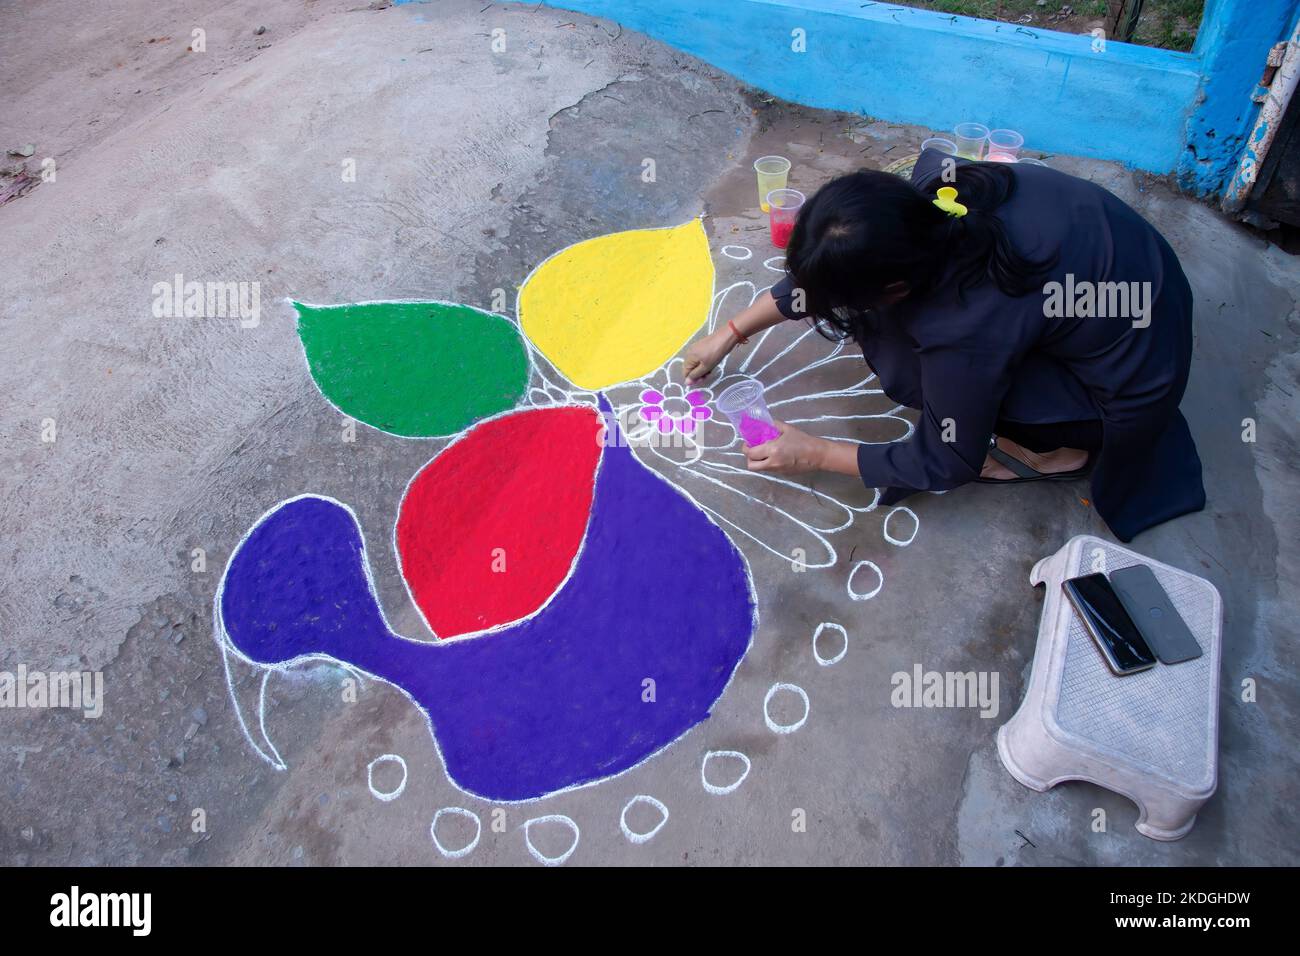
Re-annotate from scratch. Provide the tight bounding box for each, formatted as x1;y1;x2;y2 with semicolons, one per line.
764;682;810;734
620;795;669;844
430;806;481;860
812;622;848;666
721;244;753;261
847;560;884;601
701;749;752;795
366;753;407;802
762;255;786;272
522;814;580;866
883;506;919;546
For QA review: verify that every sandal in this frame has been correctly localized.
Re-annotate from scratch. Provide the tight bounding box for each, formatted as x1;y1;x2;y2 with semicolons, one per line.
975;437;1091;484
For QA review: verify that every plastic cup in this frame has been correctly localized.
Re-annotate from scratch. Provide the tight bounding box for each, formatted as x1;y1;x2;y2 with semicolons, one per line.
754;156;791;213
953;122;989;160
1018;157;1049;167
921;137;958;156
986;128;1025;163
766;187;804;250
716;378;780;446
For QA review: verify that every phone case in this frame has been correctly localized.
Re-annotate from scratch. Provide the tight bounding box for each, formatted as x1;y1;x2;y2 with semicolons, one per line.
1061;576;1156;676
1109;565;1203;665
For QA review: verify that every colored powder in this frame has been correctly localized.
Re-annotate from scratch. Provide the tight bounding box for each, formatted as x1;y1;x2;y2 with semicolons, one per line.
397;406;601;638
518;220;715;390
293;300;527;437
738;414;779;446
770;218;794;249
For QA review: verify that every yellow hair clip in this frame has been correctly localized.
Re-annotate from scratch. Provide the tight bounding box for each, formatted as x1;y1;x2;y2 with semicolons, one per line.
933;186;968;218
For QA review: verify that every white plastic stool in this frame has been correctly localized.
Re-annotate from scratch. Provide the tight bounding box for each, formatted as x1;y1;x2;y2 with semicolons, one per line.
997;535;1223;840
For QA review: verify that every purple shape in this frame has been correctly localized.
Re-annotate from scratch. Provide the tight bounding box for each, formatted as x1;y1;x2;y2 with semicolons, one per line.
218;404;755;802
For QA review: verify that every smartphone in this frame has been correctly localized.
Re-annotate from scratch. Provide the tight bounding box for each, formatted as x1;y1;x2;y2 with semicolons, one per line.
1062;573;1157;676
1109;564;1203;665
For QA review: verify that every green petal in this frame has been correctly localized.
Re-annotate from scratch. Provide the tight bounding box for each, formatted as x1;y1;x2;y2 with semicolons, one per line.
293;300;528;438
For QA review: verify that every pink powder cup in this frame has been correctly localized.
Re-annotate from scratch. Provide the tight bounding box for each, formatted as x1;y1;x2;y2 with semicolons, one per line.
716;378;780;446
986;128;1025;163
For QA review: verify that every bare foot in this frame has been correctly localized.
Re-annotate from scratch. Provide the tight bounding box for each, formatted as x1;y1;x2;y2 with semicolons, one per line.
980;437;1089;480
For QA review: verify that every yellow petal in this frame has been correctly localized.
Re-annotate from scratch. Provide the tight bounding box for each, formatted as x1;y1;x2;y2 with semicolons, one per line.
518;219;715;390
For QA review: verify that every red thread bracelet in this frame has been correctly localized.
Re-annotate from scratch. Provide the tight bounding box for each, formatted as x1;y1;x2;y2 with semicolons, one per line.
728;319;749;345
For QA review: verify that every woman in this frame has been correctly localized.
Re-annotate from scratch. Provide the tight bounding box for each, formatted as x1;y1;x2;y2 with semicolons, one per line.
682;150;1205;542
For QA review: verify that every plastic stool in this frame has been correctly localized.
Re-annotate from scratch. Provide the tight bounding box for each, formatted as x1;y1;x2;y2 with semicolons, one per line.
997;535;1223;840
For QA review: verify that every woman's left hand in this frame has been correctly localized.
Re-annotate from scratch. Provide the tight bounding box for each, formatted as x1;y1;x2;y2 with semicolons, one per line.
743;421;827;476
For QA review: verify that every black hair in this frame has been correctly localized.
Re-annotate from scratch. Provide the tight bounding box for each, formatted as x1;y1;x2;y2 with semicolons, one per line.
784;162;1056;343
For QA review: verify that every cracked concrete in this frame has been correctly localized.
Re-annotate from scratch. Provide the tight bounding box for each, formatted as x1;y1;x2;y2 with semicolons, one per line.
1;0;1297;866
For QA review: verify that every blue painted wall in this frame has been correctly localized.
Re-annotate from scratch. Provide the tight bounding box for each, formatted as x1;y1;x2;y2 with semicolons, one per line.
1181;0;1297;194
503;0;1299;197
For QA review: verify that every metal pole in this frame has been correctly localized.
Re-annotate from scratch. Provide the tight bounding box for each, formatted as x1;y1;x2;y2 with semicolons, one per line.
1105;0;1147;43
1223;16;1300;215
1119;0;1147;43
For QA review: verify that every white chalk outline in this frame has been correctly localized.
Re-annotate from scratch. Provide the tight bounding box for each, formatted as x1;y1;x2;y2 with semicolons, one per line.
598;280;911;573
721;244;753;260
619;795;670;844
216;639;283;770
847;561;885;601
367;753;408;802
883;506;919;546
764;682;810;734
762;255;786;272
686;279;907;447
522;814;580;866
430;806;481;859
701;750;752;795
812;622;848;667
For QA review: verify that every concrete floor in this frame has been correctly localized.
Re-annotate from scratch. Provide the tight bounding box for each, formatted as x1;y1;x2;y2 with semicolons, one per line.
1;0;1296;866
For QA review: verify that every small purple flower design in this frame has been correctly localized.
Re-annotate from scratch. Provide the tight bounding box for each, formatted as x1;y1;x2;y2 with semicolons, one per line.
639;385;712;435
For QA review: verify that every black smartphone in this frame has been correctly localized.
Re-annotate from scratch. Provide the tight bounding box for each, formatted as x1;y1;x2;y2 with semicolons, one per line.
1109;564;1203;665
1062;573;1157;676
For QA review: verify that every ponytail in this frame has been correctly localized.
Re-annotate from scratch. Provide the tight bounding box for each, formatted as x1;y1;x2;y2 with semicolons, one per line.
916;162;1056;299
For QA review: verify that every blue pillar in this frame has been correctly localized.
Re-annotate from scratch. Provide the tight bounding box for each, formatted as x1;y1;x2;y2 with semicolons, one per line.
1178;0;1298;195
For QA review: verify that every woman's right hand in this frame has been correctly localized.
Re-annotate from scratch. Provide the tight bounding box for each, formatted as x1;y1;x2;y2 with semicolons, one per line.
682;328;735;385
